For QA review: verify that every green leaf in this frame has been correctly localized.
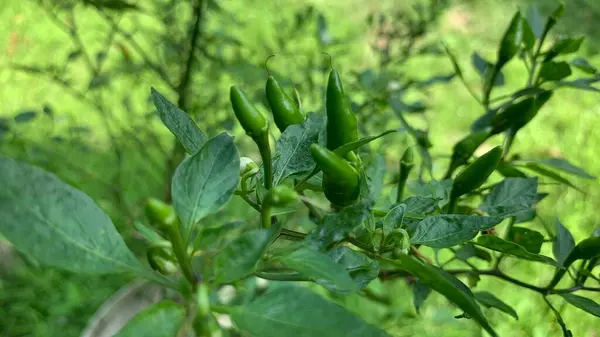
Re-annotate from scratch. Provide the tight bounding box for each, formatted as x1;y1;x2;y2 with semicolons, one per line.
385;255;498;337
383;204;405;237
541;3;565;40
518;162;581;191
213;229;272;283
525;5;544;39
529;158;596;179
412;281;431;314
0;156;146;274
553;219;575;266
333;130;396;157
325;246;379;291
521;15;536;52
544;37;585;62
14;111;37;123
365;154;386;199
151;87;206;154
306;199;374;248
471;52;504;86
408;179;453;208
559;236;600;269
410;215;502;248
558;293;600;318
279;246;359;293
508;227;544;254
231;285;391;337
443;43;463;77
114;301;185;337
571;57;598;75
400;196;439;218
538;61;572;82
476;235;559;266
83;0;140;11
479;177;539;218
171;133;240;237
497;12;524;68
454;243;492;262
474;291;519;320
194;221;244;251
272;113;324;186
134;221;166;245
557;78;600;93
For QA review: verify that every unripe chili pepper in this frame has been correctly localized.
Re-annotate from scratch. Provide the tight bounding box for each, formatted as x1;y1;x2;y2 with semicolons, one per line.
396;147;414;203
310;143;360;207
444;130;491;179
325;69;358;153
264;185;298;207
230;85;269;140
266;76;305;132
448;146;503;213
230;85;273;189
490;98;536;136
146;246;178;275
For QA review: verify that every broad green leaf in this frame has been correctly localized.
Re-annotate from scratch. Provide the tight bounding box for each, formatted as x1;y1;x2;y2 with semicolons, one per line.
14;111;37;123
553;219;575;266
525;5;544;39
518;162;581;191
548;236;600;288
134;221;167;245
114;301;185;337
365;154;386;199
194;221;244;251
476;235;558;266
213;229;271;283
454;243;492;262
400;196;439;218
231;285;391;337
279;246;359;293
538;61;572;82
410;215;502;248
497;12;524;68
306;199;374;248
509;227;544;254
412;281;431;314
0;156;146;274
385;255;498;337
528;158;596;179
172;133;240;237
333;130;396;157
471;52;504;86
558;293;600;318
544;37;585;62
272;113;324;186
408;179;453;208
151;87;206;154
325;246;379;291
521;15;536;51
479;177;539;218
571;57;598;75
383;204;405;237
474;291;519;320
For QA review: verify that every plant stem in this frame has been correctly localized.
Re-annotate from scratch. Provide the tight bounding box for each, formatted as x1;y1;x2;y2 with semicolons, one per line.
167;223;197;286
258;134;273;190
261;205;272;229
211;305;235;315
482;66;500;108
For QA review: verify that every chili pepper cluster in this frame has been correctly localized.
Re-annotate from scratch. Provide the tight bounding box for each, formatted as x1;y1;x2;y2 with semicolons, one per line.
229;58;361;208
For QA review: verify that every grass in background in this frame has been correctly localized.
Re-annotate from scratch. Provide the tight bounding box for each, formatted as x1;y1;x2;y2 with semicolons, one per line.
1;0;599;336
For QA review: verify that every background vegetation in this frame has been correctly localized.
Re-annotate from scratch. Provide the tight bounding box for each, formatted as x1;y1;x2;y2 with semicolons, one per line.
1;0;599;336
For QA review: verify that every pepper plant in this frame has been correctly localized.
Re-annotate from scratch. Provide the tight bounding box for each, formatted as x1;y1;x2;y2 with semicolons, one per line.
1;3;600;337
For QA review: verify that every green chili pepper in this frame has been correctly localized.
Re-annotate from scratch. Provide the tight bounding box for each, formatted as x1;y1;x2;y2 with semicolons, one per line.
146;246;177;275
448;146;503;212
444;130;491;179
230;85;269;139
496;162;527;178
230;85;273;189
310;143;360;207
547;236;600;289
490;98;536;136
265;76;305;132
396;147;414;203
325;69;358;153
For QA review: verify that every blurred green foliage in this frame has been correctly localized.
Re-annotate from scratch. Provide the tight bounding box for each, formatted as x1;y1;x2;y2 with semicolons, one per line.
1;0;599;336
